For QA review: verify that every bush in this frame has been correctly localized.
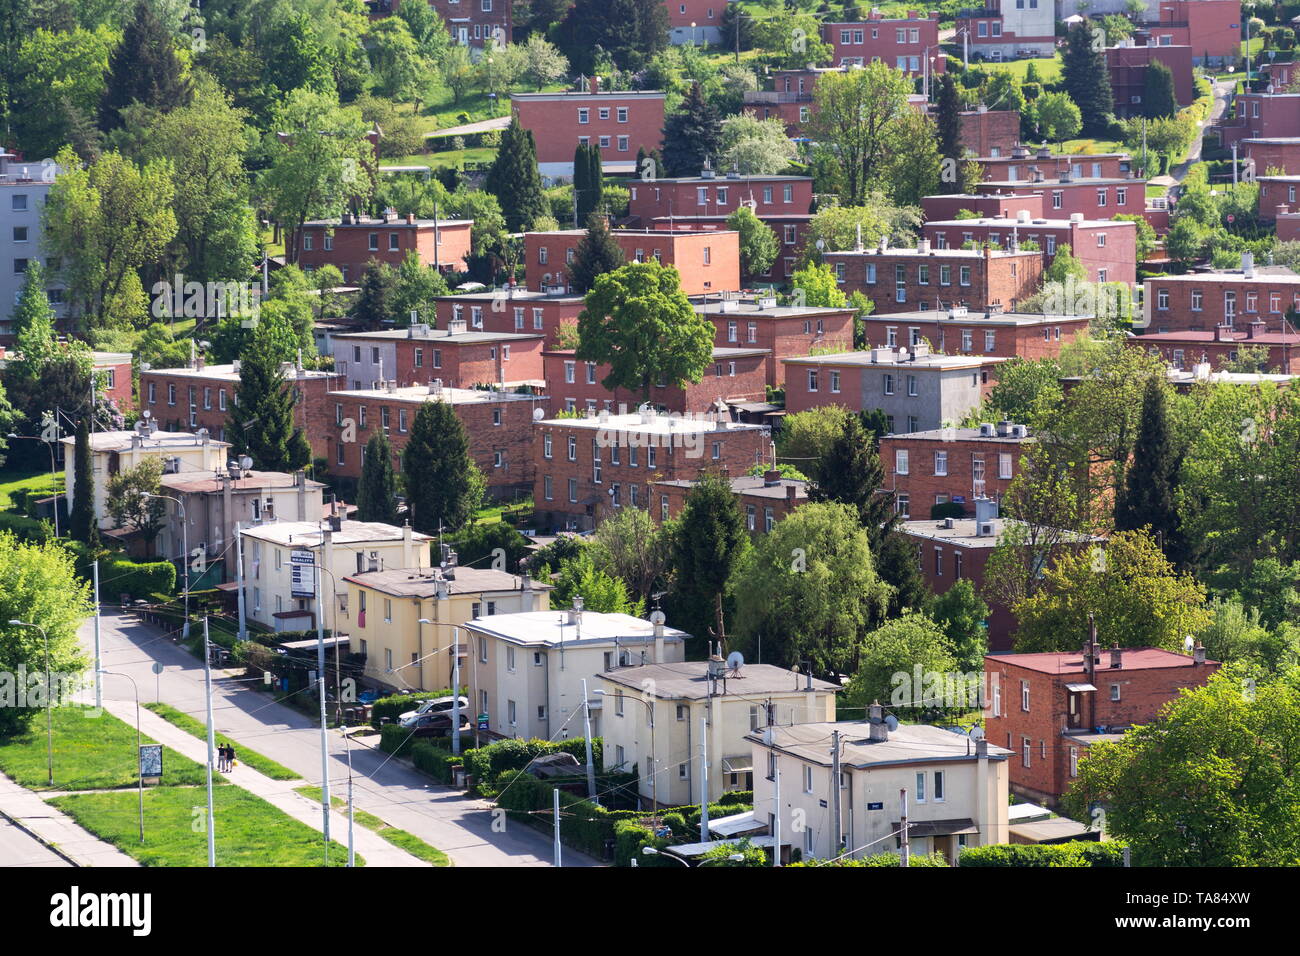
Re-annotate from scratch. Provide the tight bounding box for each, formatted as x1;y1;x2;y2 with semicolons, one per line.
370;689;457;729
957;840;1123;867
379;723;416;758
104;556;176;601
462;736;603;789
410;738;463;784
931;502;966;520
787;851;950;867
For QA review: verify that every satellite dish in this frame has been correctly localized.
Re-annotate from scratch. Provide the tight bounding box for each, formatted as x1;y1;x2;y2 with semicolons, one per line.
239;455;253;471
884;714;899;732
815;239;826;251
1183;635;1195;653
726;650;744;671
196;427;209;440
532;408;544;421
649;609;666;626
969;726;985;740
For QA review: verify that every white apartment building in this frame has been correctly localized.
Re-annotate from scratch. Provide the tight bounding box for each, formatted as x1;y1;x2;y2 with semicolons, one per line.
0;151;65;340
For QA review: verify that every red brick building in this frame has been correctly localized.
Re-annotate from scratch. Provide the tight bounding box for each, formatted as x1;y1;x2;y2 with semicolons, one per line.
531;409;771;530
880;423;1032;520
821;12;943;73
922;214;1138;285
954;0;1056;61
693;295;856;386
421;0;511;48
1106;43;1195;119
1134;324;1300;373
920;191;1044;222
510;81;666;177
541;347;768;415
1216;92;1300;148
140;361;342;454
432;290;586;348
824;241;1043;314
321;383;543;495
861;308;1091;360
645;214;813;281
652;471;808;530
1147;0;1240;65
523;227;740;295
782;345;1004;432
975;175;1146;221
329;322;545;392
958;108;1021;158
970;146;1133;183
666;0;725;44
296;212;473;281
1140;255;1300;333
985;643;1220;805
1245;142;1300;181
742;68;927;136
92;351;134;412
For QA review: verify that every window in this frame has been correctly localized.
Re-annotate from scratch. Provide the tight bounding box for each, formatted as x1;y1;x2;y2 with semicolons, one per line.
934;451;947;476
1021;680;1030;712
568;478;578;503
1111;683;1121;701
1022;736;1031;768
1070;747;1079;777
933;771;944;802
543;475;553;500
1052;190;1063;210
507;646;516;672
617;107;628;123
915;771;926;802
803;765;814;793
1157;289;1169;310
11;194;27;211
934;548;943;576
906;374;918;397
1097;233;1107;248
830;370;840;393
598;107;610;121
567;435;577;461
578;108;589;124
960;266;971;287
508;700;517;726
807;369;819;393
1117;187;1127;206
895;449;909;475
984;330;996;353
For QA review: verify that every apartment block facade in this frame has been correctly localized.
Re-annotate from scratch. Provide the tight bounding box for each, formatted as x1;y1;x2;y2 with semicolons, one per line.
523;228;740;295
921;215;1138;285
824;243;1043;314
510;82;666;177
297;213;473;279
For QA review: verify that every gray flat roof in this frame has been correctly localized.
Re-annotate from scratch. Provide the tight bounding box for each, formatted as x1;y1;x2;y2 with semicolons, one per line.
344;567;551;597
750;720;1010;768
900;517;1101;548
462;610;688;648
601;662;840;700
885;425;1032;442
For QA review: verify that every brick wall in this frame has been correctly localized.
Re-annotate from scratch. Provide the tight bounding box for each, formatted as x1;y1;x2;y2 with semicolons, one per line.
541;349;768;415
1143;273;1300;333
523;229;741;295
704;307;856;386
821;15;942;72
920;193;1044;222
921;219;1137;285
975;179;1146;221
433;294;586;349
824;246;1043;314
298;218;472;278
510;88;665;168
958;110;1021;158
880;433;1028;516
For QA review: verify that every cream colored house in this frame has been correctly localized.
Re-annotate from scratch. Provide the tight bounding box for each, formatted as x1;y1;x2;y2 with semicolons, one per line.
158;468;324;578
61;427;230;530
749;706;1011;865
463;609;690;743
238;519;432;632
343;566;552;694
597;661;840;810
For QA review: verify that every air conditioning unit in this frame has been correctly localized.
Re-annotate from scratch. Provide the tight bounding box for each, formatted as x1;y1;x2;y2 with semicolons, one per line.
979;423;995;437
979;522;995;536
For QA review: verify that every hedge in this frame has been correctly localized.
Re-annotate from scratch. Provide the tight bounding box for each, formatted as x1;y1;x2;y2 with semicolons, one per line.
370;689;457;729
957;840;1123;867
100;555;177;601
787;851;950;867
462;736;603;791
410;738;462;784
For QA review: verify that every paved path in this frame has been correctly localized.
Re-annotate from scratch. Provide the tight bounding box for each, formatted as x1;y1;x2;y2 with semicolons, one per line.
93;696;429;867
425;115;510;140
0;772;137;867
83;610;598;866
0;811;73;867
1168;78;1235;188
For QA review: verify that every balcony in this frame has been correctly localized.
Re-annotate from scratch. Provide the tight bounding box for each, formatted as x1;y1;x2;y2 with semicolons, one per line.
743;91;814;104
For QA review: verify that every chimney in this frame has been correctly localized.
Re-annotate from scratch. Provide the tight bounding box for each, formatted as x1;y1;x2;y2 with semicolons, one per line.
1278;204;1291;218
975;738;988;758
1243;251;1255;278
787;483;798;503
1248;319;1266;340
867;701;889;741
1214;324;1232;342
1193;643;1206;665
1110;643;1122;669
763;469;782;486
589;75;599;95
406;212;415;224
295;469;307;521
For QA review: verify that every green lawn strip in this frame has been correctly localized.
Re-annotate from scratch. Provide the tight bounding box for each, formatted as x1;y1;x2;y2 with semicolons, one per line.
0;706;215;791
295;785;451;866
50;785;360;866
144;703;302;781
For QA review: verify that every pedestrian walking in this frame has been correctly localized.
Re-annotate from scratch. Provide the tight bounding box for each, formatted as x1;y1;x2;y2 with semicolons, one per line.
227;744;237;769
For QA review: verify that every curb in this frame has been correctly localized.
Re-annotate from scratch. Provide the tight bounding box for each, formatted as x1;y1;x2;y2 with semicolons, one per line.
0;806;81;868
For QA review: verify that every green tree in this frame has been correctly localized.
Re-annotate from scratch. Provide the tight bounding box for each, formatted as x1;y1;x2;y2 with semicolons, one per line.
446;521;531;573
809;62;914;206
0;534;93;737
68;415;96;544
357;430;399;524
440;43;475;104
1064;670;1300;866
573;144;603;226
352;260;398;330
1035;91;1082;147
667;472;750;644
730;501;892;675
391;251;449;325
926;579;990;673
368;17;424;102
552;550;645;615
520;33;568;90
11;25;117;159
98;0;191;131
661;82;723;177
42;146;177;331
403;400;481;534
718;114;797;175
1142;60;1178;119
8;261;57;345
776;406;851;482
1115;376;1183;562
556;0;668;74
981;356;1063;424
1113;213;1157;262
1042;243;1087;285
846;612;960;717
790;262;847;308
726;205;779;280
105;457;166;556
1013;529;1211;652
589;507;673;604
576;260;714;400
935;74;964;195
566;212;625;294
1060;21;1114;136
227;326;312;472
880;111;943;207
796;198;921;268
808;413;893;536
485;117;548;232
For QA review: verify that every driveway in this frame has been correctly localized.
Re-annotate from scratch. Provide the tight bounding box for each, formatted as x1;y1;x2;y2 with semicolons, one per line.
82;610;599;867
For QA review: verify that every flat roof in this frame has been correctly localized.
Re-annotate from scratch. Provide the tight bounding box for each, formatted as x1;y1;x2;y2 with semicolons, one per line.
344;567;551;598
900;517;1100;549
435;289;583;303
884;425;1033;442
301;217;472;228
331;328;543;345
863;308;1092;325
822;246;1037;258
924;216;1134;229
693;299;853;318
1147;267;1300;284
142;363;338;382
510;90;666;100
239;519;431;547
161;471;325;494
328;384;540;403
463;610;688;647
652;474;809;500
1009;818;1096;843
986;648;1216;674
636;174;811;184
980;177;1137;187
1137;329;1300;345
782;350;1007;370
62;429;232;452
537;411;765;435
602;661;840;699
750;720;1010;768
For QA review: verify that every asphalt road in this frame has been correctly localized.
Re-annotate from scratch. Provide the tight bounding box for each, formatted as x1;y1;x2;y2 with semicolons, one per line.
0;815;71;868
82;609;597;867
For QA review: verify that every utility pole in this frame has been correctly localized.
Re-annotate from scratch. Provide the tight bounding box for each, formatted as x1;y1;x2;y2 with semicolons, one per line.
235;522;246;641
899;788;910;867
203;617;216;867
314;559;331;864
552;788;562;867
452;627;462;755
699;715;710;841
92;560;102;709
581;678;596;802
772;765;781;868
831;730;842;856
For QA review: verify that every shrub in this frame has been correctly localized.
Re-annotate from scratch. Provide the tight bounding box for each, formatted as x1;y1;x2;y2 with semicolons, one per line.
462;736;602;789
787;851;950;867
370;689;457;729
410;738;462;784
957;840;1124;867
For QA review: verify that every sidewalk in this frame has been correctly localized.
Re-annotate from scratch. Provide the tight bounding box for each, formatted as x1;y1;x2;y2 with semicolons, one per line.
97;698;432;867
0;772;139;867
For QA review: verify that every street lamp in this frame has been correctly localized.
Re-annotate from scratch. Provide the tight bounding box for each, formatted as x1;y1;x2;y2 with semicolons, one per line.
7;432;59;537
9;620;53;786
642;845;689;866
141;491;189;638
97;669;144;843
594;688;656;817
401;631;464;755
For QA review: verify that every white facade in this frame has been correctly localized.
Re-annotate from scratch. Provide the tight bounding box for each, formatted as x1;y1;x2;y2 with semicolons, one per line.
0;153;65;338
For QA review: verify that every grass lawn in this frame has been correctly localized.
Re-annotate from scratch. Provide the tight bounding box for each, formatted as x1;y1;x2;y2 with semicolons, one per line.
296;785;450;866
51;785;360;866
978;56;1062;82
144;703;302;782
1055;137;1126;155
470;499;532;526
0;706;214;791
389;146;497;171
0;468;62;537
